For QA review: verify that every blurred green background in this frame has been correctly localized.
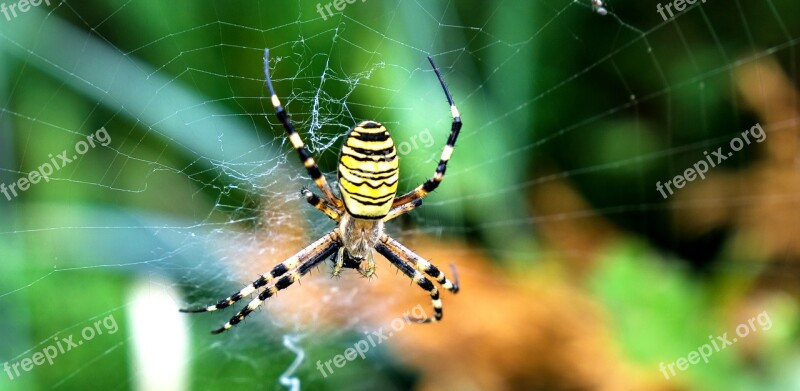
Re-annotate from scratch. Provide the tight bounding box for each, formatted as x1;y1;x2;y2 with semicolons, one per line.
1;0;799;390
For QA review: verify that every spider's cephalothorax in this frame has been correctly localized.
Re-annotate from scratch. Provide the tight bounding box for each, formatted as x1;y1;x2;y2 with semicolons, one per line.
181;50;462;334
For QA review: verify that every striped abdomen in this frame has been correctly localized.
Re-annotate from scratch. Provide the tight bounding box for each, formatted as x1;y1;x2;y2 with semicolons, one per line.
338;121;399;219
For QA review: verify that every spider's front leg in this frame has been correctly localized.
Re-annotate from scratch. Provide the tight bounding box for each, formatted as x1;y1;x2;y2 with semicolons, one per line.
389;55;462;220
264;49;343;209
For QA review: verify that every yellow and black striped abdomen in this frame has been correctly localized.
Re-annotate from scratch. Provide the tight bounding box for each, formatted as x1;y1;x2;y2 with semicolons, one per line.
338;121;399;219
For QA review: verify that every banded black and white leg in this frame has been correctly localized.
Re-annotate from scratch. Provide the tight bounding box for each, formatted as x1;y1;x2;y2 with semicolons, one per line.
380;234;459;293
180;231;341;334
264;49;343;209
391;55;462;216
375;236;459;323
302;188;341;221
382;199;422;222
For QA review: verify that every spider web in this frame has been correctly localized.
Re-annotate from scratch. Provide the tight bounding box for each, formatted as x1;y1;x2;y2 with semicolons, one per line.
0;0;798;390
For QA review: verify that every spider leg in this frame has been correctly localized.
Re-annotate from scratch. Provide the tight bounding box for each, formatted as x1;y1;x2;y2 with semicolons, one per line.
379;234;459;293
392;55;462;213
181;231;340;334
210;231;341;334
375;239;454;323
302;188;340;221
264;49;343;209
382;199;422;222
180;231;339;314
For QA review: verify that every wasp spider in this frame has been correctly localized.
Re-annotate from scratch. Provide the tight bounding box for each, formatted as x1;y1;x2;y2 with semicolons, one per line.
180;49;462;334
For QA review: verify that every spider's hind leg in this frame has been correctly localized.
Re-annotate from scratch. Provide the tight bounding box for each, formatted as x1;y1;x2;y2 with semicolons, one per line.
375;235;458;323
180;230;341;334
380;235;459;293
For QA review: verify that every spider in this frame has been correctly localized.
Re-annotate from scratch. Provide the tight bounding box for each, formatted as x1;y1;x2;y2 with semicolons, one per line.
180;49;462;334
